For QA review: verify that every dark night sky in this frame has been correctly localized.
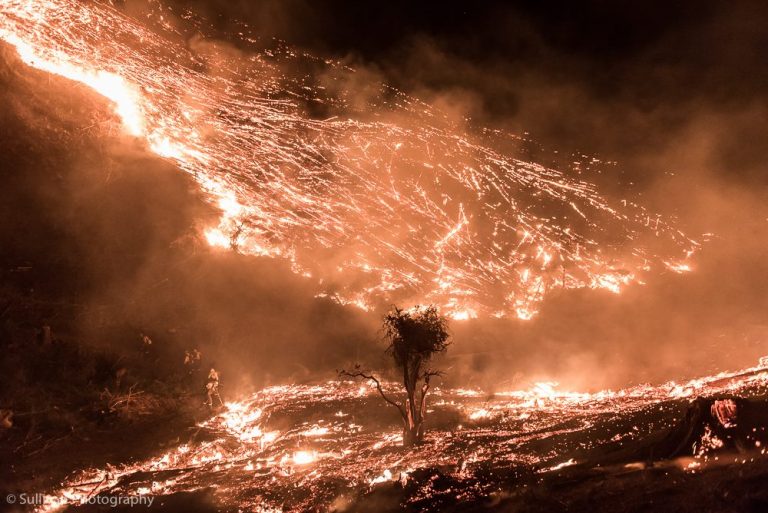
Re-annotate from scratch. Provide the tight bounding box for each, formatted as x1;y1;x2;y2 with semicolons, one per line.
161;0;768;184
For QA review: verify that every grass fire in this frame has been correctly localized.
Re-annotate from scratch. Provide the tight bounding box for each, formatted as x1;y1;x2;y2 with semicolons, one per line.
2;1;768;512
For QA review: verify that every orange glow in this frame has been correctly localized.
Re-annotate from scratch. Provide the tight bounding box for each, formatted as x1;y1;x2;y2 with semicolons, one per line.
0;0;698;320
34;358;768;511
2;33;145;136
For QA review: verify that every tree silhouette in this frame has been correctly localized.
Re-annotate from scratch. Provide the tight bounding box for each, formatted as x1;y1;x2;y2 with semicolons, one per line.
341;305;450;446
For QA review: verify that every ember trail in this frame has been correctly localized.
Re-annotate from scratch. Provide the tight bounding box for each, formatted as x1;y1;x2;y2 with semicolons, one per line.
0;0;696;320
38;362;768;512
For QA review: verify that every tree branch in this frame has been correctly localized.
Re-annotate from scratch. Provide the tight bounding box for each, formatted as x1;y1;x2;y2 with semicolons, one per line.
418;370;442;421
339;368;406;420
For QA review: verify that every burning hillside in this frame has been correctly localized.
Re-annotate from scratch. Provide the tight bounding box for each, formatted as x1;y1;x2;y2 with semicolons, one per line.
35;363;768;512
0;0;697;320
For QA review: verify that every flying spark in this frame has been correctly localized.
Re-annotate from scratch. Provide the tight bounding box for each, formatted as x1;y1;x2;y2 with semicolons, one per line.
0;0;697;319
34;361;768;512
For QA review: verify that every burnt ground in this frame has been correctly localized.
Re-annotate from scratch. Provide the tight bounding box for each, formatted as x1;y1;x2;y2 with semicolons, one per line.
354;456;768;513
43;459;768;513
9;437;768;513
7;379;766;513
17;390;768;513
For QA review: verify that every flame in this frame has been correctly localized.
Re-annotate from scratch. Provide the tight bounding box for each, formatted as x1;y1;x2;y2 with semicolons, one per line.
31;358;768;512
0;0;698;320
1;33;145;136
291;450;316;465
665;260;692;273
370;469;393;485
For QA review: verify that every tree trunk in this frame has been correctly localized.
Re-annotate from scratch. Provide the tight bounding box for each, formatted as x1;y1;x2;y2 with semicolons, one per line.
402;394;421;446
401;385;428;446
399;360;432;447
416;382;429;440
403;426;418;446
403;419;423;446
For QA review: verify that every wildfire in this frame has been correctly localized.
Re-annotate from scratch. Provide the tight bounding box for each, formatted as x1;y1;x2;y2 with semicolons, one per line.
0;0;698;320
30;360;768;512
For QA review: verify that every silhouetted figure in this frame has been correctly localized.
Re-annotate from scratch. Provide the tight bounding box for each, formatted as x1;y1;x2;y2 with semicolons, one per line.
666;396;757;458
184;348;202;373
139;332;153;358
205;366;223;408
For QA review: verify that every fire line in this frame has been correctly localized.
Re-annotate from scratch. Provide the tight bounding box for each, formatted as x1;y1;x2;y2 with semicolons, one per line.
0;0;697;319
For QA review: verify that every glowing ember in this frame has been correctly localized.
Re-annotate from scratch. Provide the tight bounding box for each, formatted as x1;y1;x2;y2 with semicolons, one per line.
28;360;768;512
292;450;316;465
0;0;697;320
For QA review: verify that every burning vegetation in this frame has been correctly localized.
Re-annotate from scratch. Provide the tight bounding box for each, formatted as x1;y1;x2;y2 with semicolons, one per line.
0;0;698;322
13;360;768;513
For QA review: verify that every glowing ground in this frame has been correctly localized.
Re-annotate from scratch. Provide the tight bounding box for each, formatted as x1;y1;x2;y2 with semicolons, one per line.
42;363;768;512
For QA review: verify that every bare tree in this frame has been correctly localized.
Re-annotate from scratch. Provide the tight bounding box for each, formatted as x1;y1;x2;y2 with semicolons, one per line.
341;305;450;446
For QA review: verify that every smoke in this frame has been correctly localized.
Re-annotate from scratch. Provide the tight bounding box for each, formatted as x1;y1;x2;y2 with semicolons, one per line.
162;0;768;388
359;1;768;388
0;42;377;394
3;0;767;391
